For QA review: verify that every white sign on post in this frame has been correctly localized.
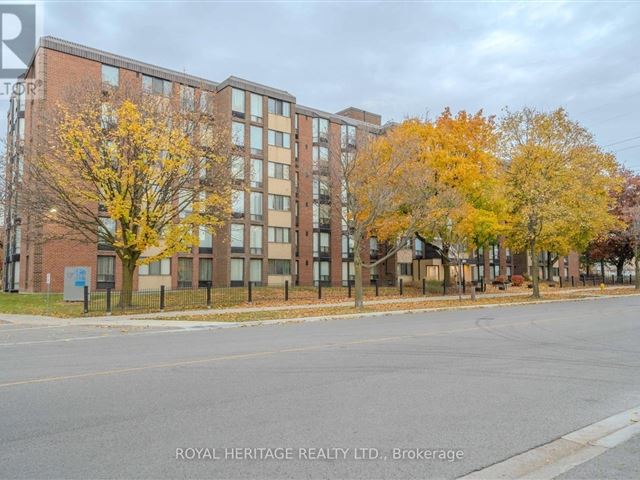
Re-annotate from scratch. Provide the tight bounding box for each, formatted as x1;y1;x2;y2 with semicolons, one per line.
46;273;51;285
63;266;91;301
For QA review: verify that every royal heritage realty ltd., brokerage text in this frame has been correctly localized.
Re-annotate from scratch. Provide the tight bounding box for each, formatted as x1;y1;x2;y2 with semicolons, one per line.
175;447;465;462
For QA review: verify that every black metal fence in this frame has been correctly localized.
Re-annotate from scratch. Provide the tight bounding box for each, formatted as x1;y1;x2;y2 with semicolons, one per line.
84;278;470;315
83;275;637;315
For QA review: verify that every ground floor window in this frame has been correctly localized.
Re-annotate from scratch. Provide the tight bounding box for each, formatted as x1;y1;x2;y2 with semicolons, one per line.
398;263;412;276
268;259;290;276
178;258;193;288
199;258;212;287
250;259;263;283
139;258;171;276
97;256;115;290
313;261;330;285
230;258;244;286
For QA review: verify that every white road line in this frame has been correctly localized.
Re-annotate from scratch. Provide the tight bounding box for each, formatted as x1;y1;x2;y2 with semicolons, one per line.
0;325;75;333
0;328;203;346
459;404;640;479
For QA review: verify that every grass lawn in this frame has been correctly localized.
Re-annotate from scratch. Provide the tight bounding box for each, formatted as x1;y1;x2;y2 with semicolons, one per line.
0;292;84;317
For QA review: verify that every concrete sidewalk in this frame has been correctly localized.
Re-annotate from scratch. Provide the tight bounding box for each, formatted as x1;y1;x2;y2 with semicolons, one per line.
0;286;634;329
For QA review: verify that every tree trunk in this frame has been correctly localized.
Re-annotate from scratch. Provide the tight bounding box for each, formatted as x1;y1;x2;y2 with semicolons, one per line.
120;258;136;308
616;260;624;284
600;260;605;281
546;252;553;281
530;240;540;298
456;260;463;301
353;252;364;309
635;254;640;290
442;244;451;287
352;234;364;309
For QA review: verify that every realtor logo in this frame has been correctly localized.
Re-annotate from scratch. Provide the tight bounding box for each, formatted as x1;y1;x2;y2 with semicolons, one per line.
0;3;35;77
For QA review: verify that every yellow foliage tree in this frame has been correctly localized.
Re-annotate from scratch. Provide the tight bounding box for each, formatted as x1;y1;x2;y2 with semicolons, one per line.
417;109;505;294
500;108;620;298
341;119;436;308
28;81;235;305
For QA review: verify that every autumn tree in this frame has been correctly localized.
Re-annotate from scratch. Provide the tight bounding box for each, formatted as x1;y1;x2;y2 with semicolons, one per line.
340;120;435;308
418;109;505;296
26;80;235;305
585;168;640;282
499;108;620;298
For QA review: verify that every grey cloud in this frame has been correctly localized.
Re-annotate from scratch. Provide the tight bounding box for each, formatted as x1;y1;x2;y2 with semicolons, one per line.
4;1;639;170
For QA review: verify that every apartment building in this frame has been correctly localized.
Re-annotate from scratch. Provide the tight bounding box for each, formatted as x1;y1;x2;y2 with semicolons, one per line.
3;37;580;294
4;36;392;293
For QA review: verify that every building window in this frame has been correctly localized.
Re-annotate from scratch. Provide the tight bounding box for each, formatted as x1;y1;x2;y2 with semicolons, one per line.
268;130;291;148
268;194;290;211
251;158;263;188
312;146;329;169
268;161;290;180
232;190;245;217
313;204;330;228
98;218;116;250
250;93;262;123
230;258;244;285
231;88;245;115
313;232;330;257
199;227;213;253
139;258;171;276
268;259;291;275
313;176;330;201
97;256;115;289
101;65;119;87
268;227;290;243
180;85;195;111
268;98;290;117
232;122;245;147
312;118;329;143
200;91;213;113
250;259;262;284
340;124;356;148
178;258;193;288
415;238;424;258
313;260;330;284
231;224;244;253
199;258;213;287
250;225;263;255
250;126;262;154
370;237;378;257
342;234;354;258
399;263;413;276
142;75;171;96
250;191;263;221
342;261;355;286
231;156;245;180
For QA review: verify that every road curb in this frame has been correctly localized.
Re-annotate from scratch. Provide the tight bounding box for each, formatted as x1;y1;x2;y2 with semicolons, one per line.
458;404;640;479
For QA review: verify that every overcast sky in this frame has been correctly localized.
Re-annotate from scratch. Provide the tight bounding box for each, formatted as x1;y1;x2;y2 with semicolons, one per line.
9;1;640;171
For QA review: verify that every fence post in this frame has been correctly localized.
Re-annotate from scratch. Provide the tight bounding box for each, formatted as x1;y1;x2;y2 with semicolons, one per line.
480;277;484;293
206;285;212;308
160;285;165;311
582;276;586;287
592;276;596;286
106;287;112;315
285;280;289;301
318;282;322;300
83;286;89;314
248;282;253;303
559;276;563;288
571;276;575;287
399;278;403;296
422;278;426;296
443;281;447;296
348;281;351;298
375;279;379;297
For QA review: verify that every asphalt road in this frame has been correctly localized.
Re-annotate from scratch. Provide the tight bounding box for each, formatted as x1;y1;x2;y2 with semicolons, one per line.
1;296;639;479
